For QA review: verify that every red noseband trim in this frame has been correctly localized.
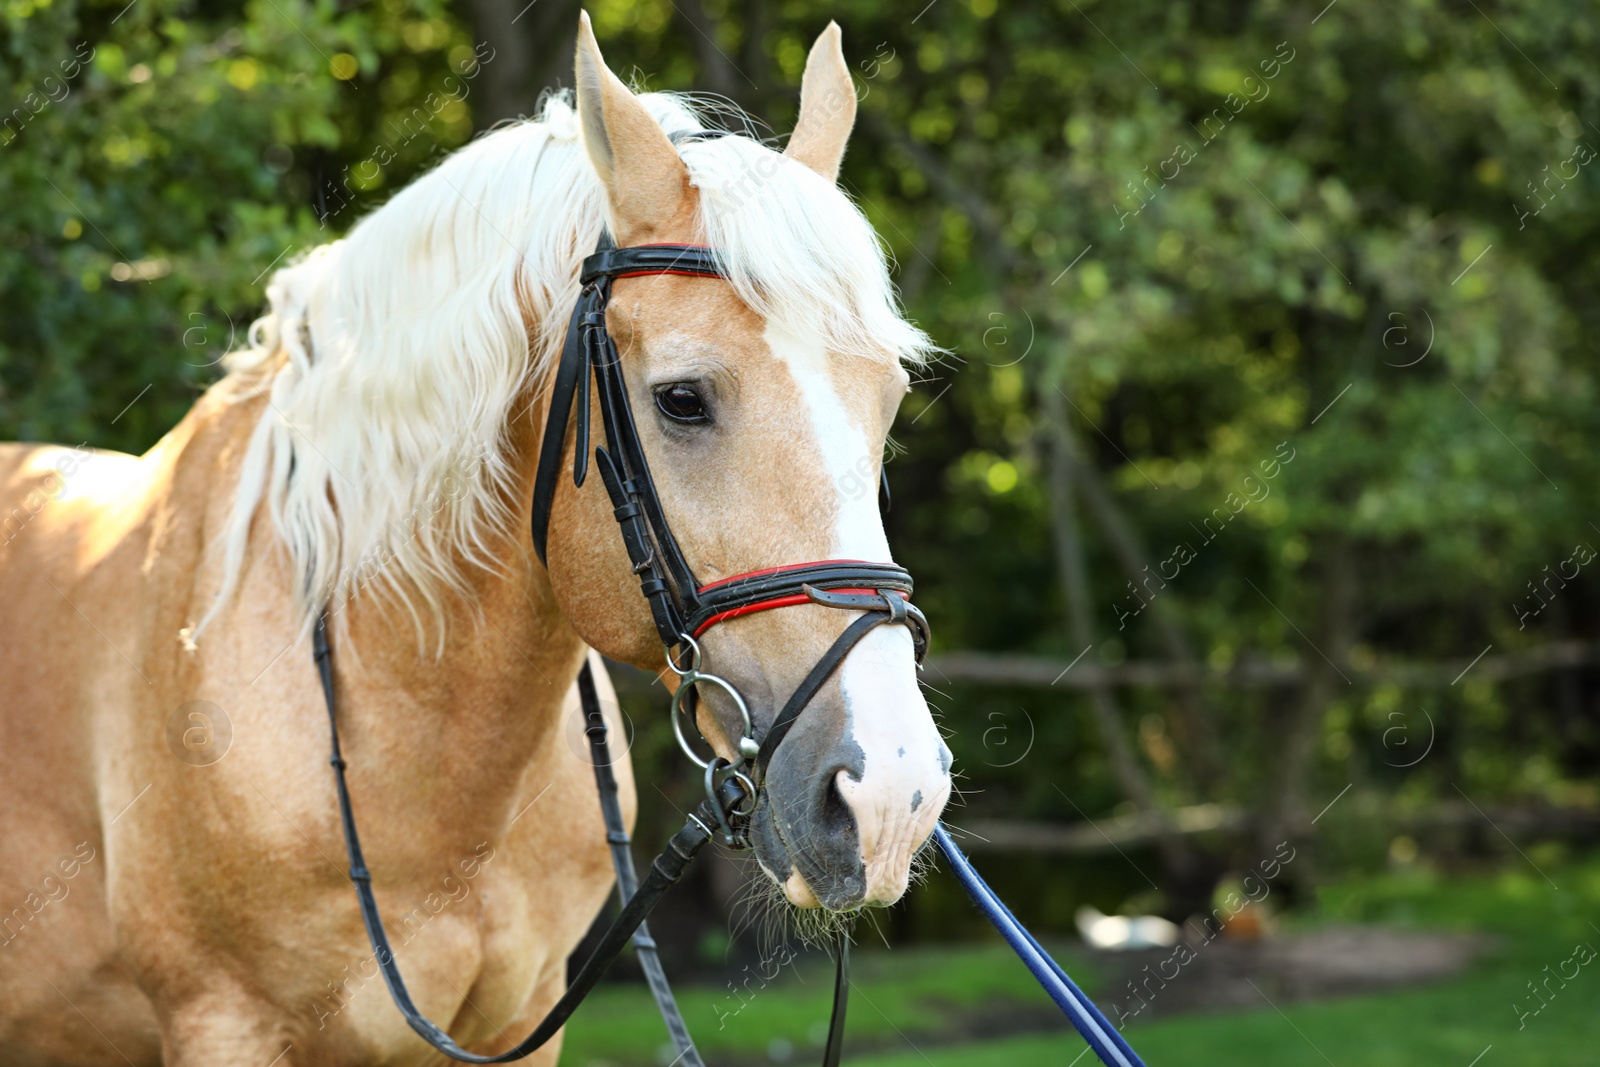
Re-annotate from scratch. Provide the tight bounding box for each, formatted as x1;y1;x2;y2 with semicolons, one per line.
690;587;910;639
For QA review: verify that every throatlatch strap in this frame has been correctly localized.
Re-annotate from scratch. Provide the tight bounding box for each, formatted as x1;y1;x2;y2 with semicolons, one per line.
529;273;599;564
530;238;720;569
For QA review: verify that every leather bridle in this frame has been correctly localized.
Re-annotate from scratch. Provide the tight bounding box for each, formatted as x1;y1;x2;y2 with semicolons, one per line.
313;203;1145;1067
528;233;930;834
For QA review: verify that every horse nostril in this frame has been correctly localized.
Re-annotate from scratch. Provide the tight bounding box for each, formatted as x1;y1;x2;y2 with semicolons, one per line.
818;769;856;837
756;753;870;911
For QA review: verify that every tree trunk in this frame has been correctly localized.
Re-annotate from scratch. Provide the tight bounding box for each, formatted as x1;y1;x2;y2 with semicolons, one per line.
1059;399;1226;794
1258;534;1357;907
457;0;582;128
1043;384;1217;917
675;0;748;102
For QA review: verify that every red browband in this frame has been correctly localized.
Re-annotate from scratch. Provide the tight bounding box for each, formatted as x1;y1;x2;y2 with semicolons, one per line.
612;243;721;281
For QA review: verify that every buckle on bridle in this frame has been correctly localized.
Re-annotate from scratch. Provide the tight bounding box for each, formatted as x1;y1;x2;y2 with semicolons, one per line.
802;584;929;664
801;583;906;613
703;757;756;848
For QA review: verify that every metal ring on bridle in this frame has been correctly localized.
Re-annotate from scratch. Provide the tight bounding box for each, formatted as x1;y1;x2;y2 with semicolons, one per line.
665;633;703;677
670;667;755;770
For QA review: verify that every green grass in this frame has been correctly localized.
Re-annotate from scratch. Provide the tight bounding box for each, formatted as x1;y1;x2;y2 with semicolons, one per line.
564;852;1600;1066
563;940;1085;1065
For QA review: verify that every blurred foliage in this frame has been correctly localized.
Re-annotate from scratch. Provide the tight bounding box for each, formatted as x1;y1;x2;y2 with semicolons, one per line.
0;0;478;445
5;0;1600;917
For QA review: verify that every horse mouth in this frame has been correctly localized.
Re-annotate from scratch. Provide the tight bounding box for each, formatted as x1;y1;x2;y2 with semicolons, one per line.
748;792;868;912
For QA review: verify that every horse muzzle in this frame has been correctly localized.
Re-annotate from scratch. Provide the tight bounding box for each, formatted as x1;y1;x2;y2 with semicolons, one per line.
744;690;951;912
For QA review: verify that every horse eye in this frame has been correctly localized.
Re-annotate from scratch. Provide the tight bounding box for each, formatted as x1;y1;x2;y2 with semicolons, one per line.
655;384;709;425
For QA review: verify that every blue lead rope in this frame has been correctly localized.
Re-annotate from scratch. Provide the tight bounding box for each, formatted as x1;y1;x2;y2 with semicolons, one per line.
933;825;1147;1067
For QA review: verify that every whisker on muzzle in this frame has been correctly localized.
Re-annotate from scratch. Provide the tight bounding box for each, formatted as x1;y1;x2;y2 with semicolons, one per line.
734;854;859;958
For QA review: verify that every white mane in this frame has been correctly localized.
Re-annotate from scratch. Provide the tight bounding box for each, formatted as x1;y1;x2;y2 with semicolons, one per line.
201;91;935;644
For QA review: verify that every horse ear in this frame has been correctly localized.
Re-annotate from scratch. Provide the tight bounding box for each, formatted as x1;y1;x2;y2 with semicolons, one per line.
574;11;692;242
784;22;856;183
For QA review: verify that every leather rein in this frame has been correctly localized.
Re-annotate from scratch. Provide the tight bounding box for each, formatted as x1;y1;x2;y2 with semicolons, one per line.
312;229;1146;1067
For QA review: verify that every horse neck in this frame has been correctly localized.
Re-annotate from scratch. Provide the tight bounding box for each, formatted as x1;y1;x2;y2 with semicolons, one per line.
328;388;585;775
187;376;585;811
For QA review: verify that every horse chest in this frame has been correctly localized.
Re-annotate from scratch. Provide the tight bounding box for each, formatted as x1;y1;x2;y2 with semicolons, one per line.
305;738;619;1060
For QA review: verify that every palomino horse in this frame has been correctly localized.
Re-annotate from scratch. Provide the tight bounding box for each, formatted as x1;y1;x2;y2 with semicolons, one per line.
0;15;951;1065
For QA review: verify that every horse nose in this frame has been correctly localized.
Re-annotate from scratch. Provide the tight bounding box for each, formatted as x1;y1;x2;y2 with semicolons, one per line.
755;735;870;910
764;754;944;911
746;641;949;911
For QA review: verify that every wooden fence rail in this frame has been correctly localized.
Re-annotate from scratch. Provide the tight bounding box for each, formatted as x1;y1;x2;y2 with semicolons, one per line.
952;802;1600;855
922;640;1599;691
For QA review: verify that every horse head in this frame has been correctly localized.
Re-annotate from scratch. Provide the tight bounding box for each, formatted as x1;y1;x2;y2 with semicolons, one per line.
543;16;952;912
